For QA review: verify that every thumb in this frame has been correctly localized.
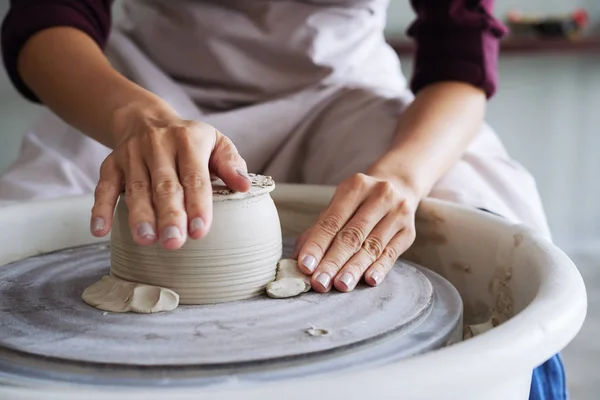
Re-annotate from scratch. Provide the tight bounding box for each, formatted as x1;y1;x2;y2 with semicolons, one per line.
209;131;252;192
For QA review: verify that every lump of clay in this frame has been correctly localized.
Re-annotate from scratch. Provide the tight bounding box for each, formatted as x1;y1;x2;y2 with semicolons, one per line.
82;275;179;314
463;317;497;339
266;259;311;299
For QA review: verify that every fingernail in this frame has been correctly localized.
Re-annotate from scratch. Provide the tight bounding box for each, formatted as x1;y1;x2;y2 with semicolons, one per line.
371;270;384;286
315;272;331;289
236;168;251;182
162;226;181;242
339;273;355;291
190;217;205;233
137;222;156;239
301;255;317;273
92;217;105;233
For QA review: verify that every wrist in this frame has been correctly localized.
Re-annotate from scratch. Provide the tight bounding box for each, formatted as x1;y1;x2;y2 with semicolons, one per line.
367;156;431;201
110;96;178;145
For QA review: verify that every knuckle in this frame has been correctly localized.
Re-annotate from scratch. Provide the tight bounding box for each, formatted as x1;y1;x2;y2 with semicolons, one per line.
158;208;185;222
362;236;384;259
125;180;151;197
215;152;241;168
337;225;365;252
180;170;205;191
350;173;369;188
216;135;237;152
154;179;183;197
378;181;396;199
381;245;399;263
171;126;196;147
396;199;416;217
94;180;118;198
317;213;344;237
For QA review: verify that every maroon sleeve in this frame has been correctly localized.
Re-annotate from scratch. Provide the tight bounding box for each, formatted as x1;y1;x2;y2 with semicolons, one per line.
1;0;113;103
407;0;508;98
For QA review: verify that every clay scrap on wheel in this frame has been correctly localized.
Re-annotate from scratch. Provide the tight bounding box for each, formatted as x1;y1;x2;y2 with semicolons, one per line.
82;275;179;313
266;259;312;298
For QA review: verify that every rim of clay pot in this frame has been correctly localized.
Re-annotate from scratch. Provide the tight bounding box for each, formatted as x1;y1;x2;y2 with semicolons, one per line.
211;173;275;202
115;173;275;203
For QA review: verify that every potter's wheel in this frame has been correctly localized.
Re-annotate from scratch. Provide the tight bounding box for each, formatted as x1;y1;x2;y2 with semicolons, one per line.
0;238;462;389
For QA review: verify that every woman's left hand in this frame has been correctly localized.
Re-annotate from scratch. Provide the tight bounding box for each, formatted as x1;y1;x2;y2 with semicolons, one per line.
293;172;420;293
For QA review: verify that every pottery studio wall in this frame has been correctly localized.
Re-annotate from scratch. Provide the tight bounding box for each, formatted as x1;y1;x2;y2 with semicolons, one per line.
387;0;600;251
0;0;599;251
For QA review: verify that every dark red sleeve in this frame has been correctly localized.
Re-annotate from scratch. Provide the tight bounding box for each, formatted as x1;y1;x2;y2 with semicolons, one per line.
1;0;113;103
407;0;508;98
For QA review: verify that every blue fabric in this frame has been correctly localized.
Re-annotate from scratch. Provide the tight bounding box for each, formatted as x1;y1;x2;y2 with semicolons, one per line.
529;354;567;400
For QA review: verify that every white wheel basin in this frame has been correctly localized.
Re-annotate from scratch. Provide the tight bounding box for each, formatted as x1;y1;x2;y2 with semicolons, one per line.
0;183;587;399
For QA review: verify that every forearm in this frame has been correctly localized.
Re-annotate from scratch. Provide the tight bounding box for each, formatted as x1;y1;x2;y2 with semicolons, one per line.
17;27;171;148
368;82;486;198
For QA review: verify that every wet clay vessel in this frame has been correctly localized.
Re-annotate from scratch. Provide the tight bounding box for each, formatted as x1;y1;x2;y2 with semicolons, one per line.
110;174;282;304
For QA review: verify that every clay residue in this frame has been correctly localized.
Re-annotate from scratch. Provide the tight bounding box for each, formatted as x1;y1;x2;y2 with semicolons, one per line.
488;266;514;324
451;262;472;274
463;317;499;339
250;173;274;188
210;173;274;197
463;300;490;325
513;233;524;247
462;299;500;339
306;327;329;337
413;209;447;247
212;184;234;195
416;209;445;225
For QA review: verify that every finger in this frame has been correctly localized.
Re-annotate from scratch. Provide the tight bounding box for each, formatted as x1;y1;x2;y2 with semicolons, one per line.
91;156;123;237
123;141;157;246
365;225;416;287
145;131;187;250
177;129;213;240
333;212;403;292
292;209;327;259
297;175;370;275
208;129;251;192
292;228;312;259
312;183;396;291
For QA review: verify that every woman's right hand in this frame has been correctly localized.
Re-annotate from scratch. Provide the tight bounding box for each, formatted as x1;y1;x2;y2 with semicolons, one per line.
89;103;251;250
14;26;250;246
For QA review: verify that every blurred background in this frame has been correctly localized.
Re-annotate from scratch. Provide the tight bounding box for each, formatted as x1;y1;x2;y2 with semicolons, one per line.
0;1;598;398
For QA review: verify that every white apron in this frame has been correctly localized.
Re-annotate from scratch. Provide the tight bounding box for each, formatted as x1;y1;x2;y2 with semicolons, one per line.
0;0;551;238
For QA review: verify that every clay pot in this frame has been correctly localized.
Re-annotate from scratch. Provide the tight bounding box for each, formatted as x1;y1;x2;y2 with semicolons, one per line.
110;175;282;304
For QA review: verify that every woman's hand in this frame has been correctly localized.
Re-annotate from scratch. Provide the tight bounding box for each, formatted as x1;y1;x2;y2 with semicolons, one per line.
16;27;250;249
293;172;419;292
291;82;486;293
89;103;251;250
